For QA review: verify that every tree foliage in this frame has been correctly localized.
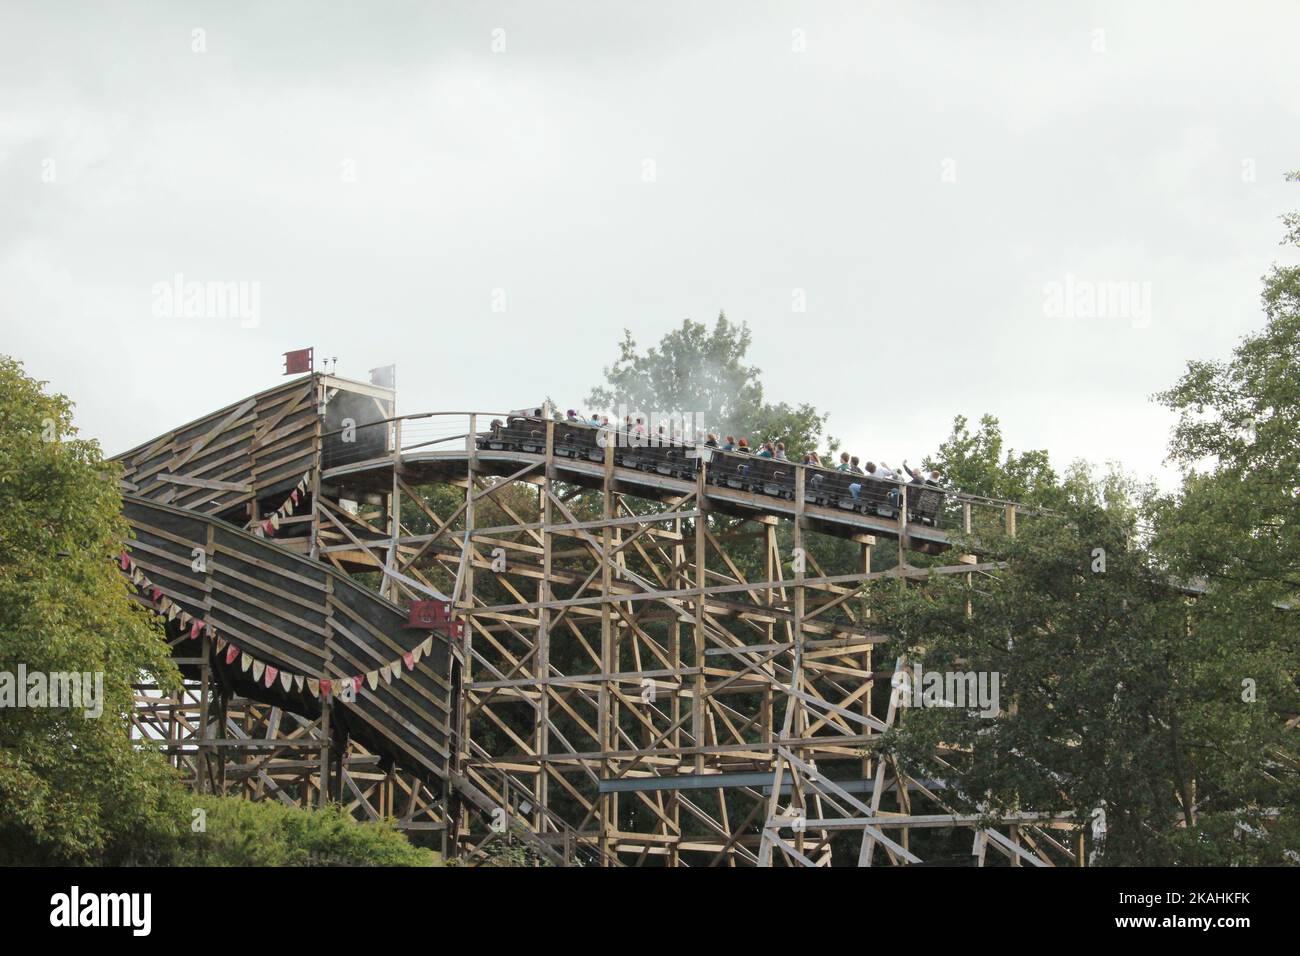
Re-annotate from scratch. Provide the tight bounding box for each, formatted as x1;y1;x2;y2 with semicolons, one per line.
180;794;439;866
0;355;183;864
871;179;1300;864
926;413;1060;506
586;313;834;458
870;465;1298;864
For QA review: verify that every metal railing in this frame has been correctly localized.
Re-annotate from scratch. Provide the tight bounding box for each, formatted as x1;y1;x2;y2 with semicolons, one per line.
318;409;1040;538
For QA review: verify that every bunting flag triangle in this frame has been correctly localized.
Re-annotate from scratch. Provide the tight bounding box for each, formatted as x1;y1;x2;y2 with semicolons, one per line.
290;489;300;504
280;670;293;692
131;568;145;585
178;611;191;629
150;587;163;603
319;679;331;698
308;678;320;698
366;670;379;691
252;660;265;682
403;652;414;671
241;652;254;673
293;674;304;693
214;633;225;651
412;636;432;665
352;675;363;695
226;645;240;665
119;551;131;570
166;603;180;621
263;665;277;688
262;519;275;536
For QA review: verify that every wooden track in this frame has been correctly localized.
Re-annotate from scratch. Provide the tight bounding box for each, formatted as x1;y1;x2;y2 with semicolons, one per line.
324;449;955;554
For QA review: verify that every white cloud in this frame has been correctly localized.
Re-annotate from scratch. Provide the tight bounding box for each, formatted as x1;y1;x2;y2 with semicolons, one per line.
2;0;1298;491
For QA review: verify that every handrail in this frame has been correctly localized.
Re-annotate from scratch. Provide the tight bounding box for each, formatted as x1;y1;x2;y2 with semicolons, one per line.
489;413;1057;517
320;410;512;441
320;409;1057;520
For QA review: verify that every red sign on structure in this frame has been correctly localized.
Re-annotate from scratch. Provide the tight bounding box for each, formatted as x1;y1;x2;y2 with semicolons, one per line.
406;600;452;630
283;348;314;375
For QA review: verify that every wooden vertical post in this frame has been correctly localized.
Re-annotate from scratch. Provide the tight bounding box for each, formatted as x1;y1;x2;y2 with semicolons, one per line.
692;446;707;777
537;418;554;837
319;697;332;809
897;481;909;569
861;535;874;778
599;427;616;863
196;630;211;794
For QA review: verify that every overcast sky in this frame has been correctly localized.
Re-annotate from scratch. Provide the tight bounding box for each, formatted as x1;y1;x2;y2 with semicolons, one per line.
4;1;1299;488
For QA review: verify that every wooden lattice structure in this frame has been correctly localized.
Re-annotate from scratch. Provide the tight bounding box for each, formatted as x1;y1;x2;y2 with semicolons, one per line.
116;373;1087;866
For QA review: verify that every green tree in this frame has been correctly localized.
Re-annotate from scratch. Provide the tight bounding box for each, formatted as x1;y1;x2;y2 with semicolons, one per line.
1155;176;1300;598
871;466;1298;865
0;356;184;864
870;178;1300;865
926;413;1060;506
586;313;835;459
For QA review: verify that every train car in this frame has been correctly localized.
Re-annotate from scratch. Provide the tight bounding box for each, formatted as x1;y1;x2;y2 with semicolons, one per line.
627;438;696;480
479;416;546;454
473;410;947;524
907;484;946;526
554;420;603;460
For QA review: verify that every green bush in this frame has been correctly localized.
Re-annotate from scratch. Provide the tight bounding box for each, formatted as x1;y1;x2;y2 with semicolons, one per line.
180;795;440;867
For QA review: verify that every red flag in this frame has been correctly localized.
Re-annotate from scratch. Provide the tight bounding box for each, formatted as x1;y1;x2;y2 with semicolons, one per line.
225;645;239;665
264;665;278;688
150;587;163;603
119;551;130;570
320;679;332;697
189;620;202;640
262;519;275;535
352;675;363;694
290;489;300;504
403;652;415;670
283;347;314;375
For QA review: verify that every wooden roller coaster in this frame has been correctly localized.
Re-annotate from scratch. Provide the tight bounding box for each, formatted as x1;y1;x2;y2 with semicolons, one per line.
116;371;1085;866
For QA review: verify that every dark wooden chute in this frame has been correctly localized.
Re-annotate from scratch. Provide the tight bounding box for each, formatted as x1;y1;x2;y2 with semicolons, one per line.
123;495;451;780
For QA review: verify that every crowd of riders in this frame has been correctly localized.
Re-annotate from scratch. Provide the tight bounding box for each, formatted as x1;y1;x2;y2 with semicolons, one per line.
538;407;945;495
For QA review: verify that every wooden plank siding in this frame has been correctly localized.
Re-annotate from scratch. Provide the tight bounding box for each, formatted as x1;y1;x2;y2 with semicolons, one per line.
123;495;451;780
111;375;340;524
